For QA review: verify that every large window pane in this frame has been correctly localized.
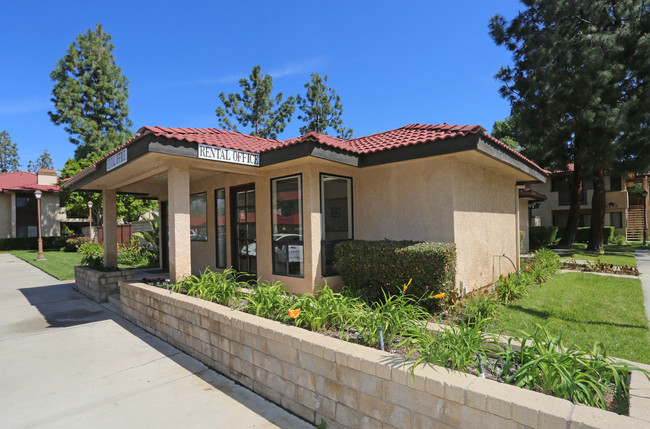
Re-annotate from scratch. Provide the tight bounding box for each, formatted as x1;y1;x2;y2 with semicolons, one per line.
215;188;226;267
320;174;353;277
190;192;207;241
272;175;303;277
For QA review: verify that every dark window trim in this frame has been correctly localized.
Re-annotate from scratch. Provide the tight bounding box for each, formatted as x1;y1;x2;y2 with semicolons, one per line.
214;188;226;268
319;173;354;277
230;182;256;275
270;173;304;278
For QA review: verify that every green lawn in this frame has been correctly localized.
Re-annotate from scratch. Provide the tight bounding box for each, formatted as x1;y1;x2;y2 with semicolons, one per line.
557;250;637;267
552;242;649;252
10;250;83;280
490;272;650;364
9;249;152;281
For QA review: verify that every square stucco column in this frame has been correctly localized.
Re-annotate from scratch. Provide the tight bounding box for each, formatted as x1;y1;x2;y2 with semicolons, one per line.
168;164;191;282
103;189;118;268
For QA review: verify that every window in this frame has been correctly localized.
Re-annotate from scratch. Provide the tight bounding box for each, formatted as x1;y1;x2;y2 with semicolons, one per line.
215;188;226;267
609;175;622;191
320;174;353;276
15;192;37;238
606;212;623;228
190;192;207;241
271;175;303;277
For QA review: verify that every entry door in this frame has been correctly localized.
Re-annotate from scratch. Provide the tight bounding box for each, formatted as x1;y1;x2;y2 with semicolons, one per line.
230;184;256;274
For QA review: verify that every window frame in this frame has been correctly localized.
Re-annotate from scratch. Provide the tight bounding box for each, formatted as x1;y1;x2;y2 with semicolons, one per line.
270;174;304;278
190;192;208;242
319;173;354;277
214;188;227;268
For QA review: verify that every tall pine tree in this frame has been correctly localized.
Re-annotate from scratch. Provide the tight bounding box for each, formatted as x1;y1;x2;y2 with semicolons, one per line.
490;0;650;249
296;73;352;138
49;24;133;159
0;130;20;172
215;65;295;139
27;150;54;173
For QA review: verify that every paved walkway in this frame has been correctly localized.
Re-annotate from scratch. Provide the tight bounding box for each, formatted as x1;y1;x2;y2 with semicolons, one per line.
636;249;650;326
0;254;312;429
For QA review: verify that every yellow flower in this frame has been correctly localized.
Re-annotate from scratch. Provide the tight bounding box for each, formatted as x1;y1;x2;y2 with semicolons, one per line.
432;292;446;299
287;308;301;319
403;278;412;292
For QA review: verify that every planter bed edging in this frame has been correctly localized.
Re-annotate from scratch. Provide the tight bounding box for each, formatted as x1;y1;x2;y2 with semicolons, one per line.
74;266;134;303
119;281;650;429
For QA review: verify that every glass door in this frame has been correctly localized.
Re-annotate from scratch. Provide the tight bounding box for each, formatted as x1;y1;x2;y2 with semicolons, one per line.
230;184;256;274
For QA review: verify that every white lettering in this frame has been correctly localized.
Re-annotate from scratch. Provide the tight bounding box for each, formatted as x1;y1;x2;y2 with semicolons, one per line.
197;144;259;167
106;149;128;171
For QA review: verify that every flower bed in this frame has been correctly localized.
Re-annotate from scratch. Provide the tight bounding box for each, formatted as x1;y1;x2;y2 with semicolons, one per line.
119;281;650;428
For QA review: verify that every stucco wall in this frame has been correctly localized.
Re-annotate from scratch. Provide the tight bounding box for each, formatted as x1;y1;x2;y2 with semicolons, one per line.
41;193;61;237
0;193;12;238
354;156;455;244
452;160;519;291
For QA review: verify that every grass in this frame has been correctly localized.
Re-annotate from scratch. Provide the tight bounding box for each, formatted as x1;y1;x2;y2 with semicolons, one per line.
552;241;649;252
9;249;152;280
10;250;83;280
556;250;637;267
490;272;650;364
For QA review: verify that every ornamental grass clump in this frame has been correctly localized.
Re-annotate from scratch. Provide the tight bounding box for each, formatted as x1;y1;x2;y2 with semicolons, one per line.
494;272;534;304
290;284;362;332
492;324;650;412
172;267;244;306
243;280;292;320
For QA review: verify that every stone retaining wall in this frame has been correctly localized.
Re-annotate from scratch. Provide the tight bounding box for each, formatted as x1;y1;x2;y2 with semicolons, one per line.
74;266;133;303
120;281;649;429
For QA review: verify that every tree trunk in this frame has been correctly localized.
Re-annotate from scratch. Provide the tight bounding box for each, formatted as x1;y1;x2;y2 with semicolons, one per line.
560;165;582;245
587;167;606;251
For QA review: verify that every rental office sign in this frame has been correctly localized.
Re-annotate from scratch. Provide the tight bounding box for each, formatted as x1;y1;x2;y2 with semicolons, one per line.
198;144;260;167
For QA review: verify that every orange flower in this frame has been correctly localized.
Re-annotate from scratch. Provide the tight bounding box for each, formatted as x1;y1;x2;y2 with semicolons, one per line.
403;278;412;292
432;292;446;299
287;308;301;319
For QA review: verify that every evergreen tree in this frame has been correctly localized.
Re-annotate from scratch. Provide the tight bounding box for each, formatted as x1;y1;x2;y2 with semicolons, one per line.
490;0;650;249
296;73;352;138
49;24;133;159
27;150;54;173
215;65;295;139
491;116;520;151
0;130;20;172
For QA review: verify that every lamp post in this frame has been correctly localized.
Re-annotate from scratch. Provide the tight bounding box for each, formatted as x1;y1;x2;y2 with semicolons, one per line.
34;190;45;261
88;201;93;242
642;190;648;246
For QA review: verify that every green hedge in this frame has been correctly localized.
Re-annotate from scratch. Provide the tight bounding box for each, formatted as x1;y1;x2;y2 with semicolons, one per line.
0;236;62;251
334;240;456;310
575;226;615;244
529;226;558;250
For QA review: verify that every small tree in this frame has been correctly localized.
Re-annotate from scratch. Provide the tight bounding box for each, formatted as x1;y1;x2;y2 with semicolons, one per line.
215;65;295;139
49;24;133;159
296;73;352;138
27;150;54;173
491;116;520;151
0;130;21;172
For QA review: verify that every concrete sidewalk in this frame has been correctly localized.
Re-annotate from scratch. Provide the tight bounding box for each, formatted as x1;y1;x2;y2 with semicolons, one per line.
0;253;312;429
636;249;650;326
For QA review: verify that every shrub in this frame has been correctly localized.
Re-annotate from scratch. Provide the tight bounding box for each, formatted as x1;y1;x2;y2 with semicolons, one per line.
78;242;104;269
460;292;501;325
334;240;456;311
495;272;534;304
523;248;561;283
0;236;61;251
118;237;149;266
243;280;293;320
65;236;90;252
575;227;615;244
610;235;626;245
528;226;558;250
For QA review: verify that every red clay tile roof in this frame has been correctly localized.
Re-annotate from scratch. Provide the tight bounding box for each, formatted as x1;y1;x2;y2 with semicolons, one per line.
75;123;547;180
518;188;547;201
0;171;60;193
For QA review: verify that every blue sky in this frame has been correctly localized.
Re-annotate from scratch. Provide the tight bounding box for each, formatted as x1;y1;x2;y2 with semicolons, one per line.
0;0;523;171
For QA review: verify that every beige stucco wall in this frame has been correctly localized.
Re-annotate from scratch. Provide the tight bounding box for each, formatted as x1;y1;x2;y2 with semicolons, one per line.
0;193;13;238
41;193;61;237
451;160;519;291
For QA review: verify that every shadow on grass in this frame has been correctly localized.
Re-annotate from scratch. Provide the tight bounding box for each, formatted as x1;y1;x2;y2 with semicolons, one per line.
507;304;648;330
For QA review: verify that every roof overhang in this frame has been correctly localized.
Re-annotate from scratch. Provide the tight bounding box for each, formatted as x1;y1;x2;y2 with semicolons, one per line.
68;129;547;194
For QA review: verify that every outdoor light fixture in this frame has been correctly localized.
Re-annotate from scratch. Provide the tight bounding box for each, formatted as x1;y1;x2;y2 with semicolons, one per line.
642;190;648;246
87;201;94;242
34;190;45;261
